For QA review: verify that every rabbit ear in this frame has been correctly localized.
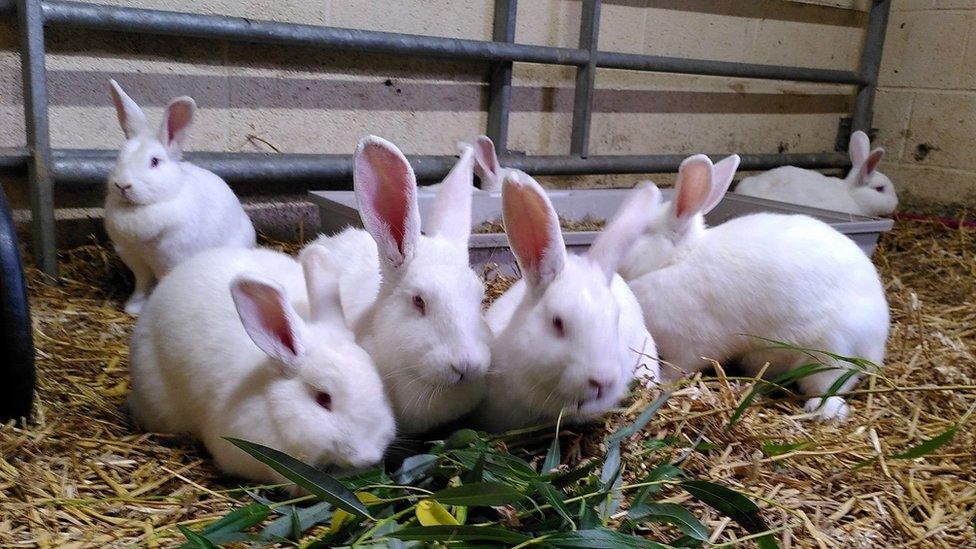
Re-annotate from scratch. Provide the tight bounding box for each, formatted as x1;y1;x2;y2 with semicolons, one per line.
849;130;871;167
588;183;662;283
230;275;305;377
426;145;475;247
159;96;196;159
108;79;150;139
700;154;739;214
854;148;885;187
301;245;346;328
502;170;566;288
673;154;715;227
354;135;421;270
473;135;501;182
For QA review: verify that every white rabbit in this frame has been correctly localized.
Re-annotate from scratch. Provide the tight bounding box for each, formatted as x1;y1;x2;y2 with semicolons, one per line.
104;79;255;315
303;136;490;434
735;130;898;217
626;154;890;421
479;170;659;432
128;245;395;484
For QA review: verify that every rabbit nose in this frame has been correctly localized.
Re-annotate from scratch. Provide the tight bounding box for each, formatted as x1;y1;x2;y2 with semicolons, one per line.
115;182;133;191
587;378;607;400
451;362;472;381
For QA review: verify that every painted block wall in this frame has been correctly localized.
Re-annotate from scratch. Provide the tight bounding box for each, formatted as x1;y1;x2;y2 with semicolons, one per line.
0;0;920;244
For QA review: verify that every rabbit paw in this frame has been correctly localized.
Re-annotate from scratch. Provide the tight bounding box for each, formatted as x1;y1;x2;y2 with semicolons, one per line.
803;396;850;422
124;293;148;315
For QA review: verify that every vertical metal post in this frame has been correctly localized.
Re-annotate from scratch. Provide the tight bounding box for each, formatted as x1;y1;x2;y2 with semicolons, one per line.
17;0;57;275
486;0;516;153
570;0;600;157
851;0;891;135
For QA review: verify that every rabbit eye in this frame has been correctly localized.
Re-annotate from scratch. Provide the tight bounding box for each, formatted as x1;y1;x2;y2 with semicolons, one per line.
150;157;161;168
412;295;427;315
873;186;885;193
552;316;565;337
315;391;332;411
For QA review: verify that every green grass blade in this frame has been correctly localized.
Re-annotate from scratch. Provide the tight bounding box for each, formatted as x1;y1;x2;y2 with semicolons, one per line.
627;502;708;541
891;425;958;459
225;438;370;520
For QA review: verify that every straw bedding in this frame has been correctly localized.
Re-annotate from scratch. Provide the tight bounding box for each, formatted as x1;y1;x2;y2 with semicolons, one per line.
1;218;974;548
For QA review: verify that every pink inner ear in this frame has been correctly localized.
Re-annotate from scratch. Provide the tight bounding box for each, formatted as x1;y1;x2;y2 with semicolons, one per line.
361;145;412;255
476;136;499;174
676;162;711;219
864;150;883;175
504;185;553;277
237;281;298;355
167;102;193;145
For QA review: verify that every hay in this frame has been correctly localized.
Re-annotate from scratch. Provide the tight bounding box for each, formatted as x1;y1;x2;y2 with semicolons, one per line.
2;221;974;547
473;215;606;234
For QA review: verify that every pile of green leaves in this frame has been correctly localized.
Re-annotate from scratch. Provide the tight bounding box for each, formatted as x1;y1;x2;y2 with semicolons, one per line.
176;392;782;548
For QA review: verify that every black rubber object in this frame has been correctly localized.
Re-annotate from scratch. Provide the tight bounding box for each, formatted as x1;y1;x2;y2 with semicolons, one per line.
0;183;34;422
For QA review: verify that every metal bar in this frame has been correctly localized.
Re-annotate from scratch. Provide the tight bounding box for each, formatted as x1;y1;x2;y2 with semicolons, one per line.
485;0;516;152
17;0;57;275
0;0;869;86
40;0;588;66
851;0;891;133
596;50;866;85
47;149;849;186
570;0;601;157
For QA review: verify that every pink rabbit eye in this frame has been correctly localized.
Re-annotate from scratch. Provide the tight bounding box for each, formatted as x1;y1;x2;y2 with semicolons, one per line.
552;316;565;337
412;295;427;315
315;391;332;411
150;157;160;168
873;186;885;193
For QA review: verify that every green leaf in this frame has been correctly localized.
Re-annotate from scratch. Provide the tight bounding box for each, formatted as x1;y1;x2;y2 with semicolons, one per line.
823;368;861;399
631;463;683;509
761;440;814;457
542;415;563;474
444;429;480;450
608;391;672;443
430;482;523;506
198;503;270;539
546;528;671;548
758;535;780;549
224;438;370;520
680;480;768;535
530;480;575;528
600;443;622;489
670;535;704;548
464;452;486;484
727;364;834;428
891;425;958;459
177;525;216;549
391;525;531;544
260;501;332;541
628;502;708;541
394;454;439;484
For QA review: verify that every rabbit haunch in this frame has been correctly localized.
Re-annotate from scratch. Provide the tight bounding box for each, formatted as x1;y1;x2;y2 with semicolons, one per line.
104;79;255;315
625;154;889;422
303;136;490;434
127;246;395;484
479;169;658;432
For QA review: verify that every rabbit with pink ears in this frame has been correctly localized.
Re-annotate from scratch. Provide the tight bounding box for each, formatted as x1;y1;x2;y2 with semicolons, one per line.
735;130;897;217
479;170;659;432
302;137;490;434
625;154;889;421
128;245;395;484
104;80;255;315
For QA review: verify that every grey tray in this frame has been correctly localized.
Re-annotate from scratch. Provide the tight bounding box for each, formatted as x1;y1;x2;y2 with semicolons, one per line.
309;188;894;276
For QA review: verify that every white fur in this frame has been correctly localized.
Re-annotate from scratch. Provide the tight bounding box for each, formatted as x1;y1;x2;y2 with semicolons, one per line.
304;136;490;434
128;246;395;484
626;154;890;422
735;131;898;217
104;79;255;315
480;170;659;432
